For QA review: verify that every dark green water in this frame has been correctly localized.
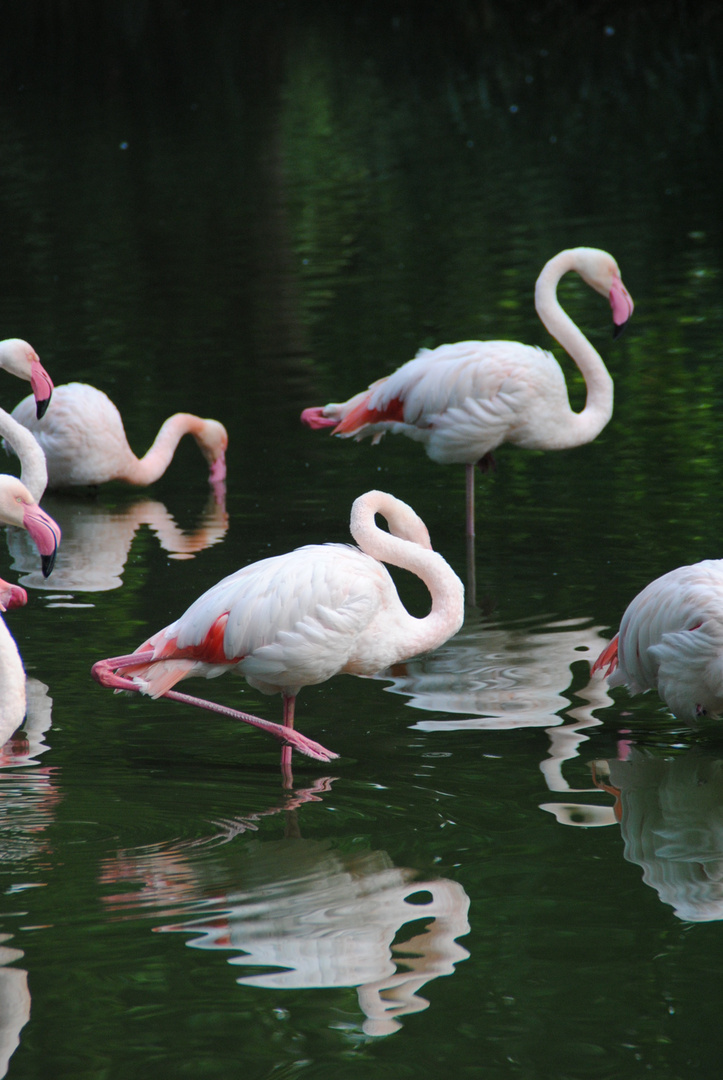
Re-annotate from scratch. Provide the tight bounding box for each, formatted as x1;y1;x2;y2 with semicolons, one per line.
0;3;722;1077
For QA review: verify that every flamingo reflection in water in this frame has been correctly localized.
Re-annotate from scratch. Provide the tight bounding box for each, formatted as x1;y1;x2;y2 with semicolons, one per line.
5;489;228;594
375;608;612;730
544;744;723;924
99;780;470;1037
0;668;60;1079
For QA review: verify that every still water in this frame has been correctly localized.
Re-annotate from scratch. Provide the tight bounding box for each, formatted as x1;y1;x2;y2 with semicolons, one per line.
0;4;722;1077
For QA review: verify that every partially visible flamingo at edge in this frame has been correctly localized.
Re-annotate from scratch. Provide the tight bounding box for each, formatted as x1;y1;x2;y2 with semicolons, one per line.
0;338;53;418
592;560;723;721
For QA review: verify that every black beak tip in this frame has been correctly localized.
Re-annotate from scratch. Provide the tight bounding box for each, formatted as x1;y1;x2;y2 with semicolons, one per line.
36;397;50;420
41;550;57;578
613;321;627;341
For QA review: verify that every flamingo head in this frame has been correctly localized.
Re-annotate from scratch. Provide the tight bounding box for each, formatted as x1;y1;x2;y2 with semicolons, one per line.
0;476;61;578
571;248;634;339
197;419;228;484
0;339;54;417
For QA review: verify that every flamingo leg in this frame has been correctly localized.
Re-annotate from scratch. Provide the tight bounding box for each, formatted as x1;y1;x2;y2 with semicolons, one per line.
465;463;475;539
281;694;296;788
91;656;338;764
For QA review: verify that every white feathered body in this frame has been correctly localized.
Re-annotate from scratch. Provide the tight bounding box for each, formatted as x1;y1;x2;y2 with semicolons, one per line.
12;383;136;487
608;560;723;720
319;339;600;465
131;541;462;700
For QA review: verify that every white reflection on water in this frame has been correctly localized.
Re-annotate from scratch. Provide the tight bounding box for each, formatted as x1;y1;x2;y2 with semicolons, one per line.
545;746;723;924
0;679;59;1076
99;785;470;1037
377;609;618;815
0;935;29;1080
4;488;228;593
375;611;611;730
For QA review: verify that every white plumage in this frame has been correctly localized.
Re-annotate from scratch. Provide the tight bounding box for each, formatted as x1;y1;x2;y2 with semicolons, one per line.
93;490;465;767
593;560;723;720
302;247;634;536
10;382;227;489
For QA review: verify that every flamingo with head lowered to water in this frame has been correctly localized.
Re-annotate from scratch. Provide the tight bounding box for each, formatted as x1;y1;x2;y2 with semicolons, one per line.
10;383;227;491
302;247;634;538
592;560;723;722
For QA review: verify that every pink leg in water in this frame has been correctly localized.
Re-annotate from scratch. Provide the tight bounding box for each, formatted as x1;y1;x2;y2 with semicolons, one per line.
91;655;338;764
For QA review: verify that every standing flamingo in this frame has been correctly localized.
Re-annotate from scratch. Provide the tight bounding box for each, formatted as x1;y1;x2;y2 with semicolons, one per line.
302;247;634;538
0;339;53;418
92;490;465;775
592;560;723;721
10;383;227;490
0;577;28;742
0;475;60;578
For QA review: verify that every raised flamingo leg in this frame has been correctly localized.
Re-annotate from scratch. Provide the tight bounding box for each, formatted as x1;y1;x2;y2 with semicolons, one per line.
91;656;338;764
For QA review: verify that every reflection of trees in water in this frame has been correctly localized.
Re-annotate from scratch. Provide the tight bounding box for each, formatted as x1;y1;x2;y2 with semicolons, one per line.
99;783;470;1037
5;490;228;593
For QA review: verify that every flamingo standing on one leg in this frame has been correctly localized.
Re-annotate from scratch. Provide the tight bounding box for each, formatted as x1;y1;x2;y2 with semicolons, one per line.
301;247;634;539
92;490;465;780
0;475;61;578
0;338;53;418
10;383;227;491
592;560;723;721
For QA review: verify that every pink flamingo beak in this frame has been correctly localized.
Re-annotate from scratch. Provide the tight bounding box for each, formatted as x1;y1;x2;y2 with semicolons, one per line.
22;504;61;577
610;273;635;340
30;359;54;419
0;581;27;612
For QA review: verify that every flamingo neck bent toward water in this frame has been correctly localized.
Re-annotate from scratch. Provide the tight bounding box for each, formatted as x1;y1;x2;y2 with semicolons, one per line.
117;414;221;486
533;248;615;449
0;408;48;502
349;490;465;660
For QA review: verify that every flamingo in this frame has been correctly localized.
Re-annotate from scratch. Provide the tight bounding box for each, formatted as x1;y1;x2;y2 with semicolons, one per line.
302;247;634;538
592;560;723;721
0;577;29;744
0;339;53;418
9;383;228;490
0;407;50;504
92;490;465;775
0;475;60;578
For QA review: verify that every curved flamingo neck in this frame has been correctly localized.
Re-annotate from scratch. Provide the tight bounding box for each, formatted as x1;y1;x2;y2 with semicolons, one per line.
0;408;48;502
350;491;465;656
534;249;614;447
118;414;209;486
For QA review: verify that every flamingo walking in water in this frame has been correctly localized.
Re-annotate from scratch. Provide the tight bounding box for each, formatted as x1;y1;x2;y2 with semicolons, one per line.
92;490;465;777
592;561;723;721
0;338;53;418
10;383;227;490
302;247;634;538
